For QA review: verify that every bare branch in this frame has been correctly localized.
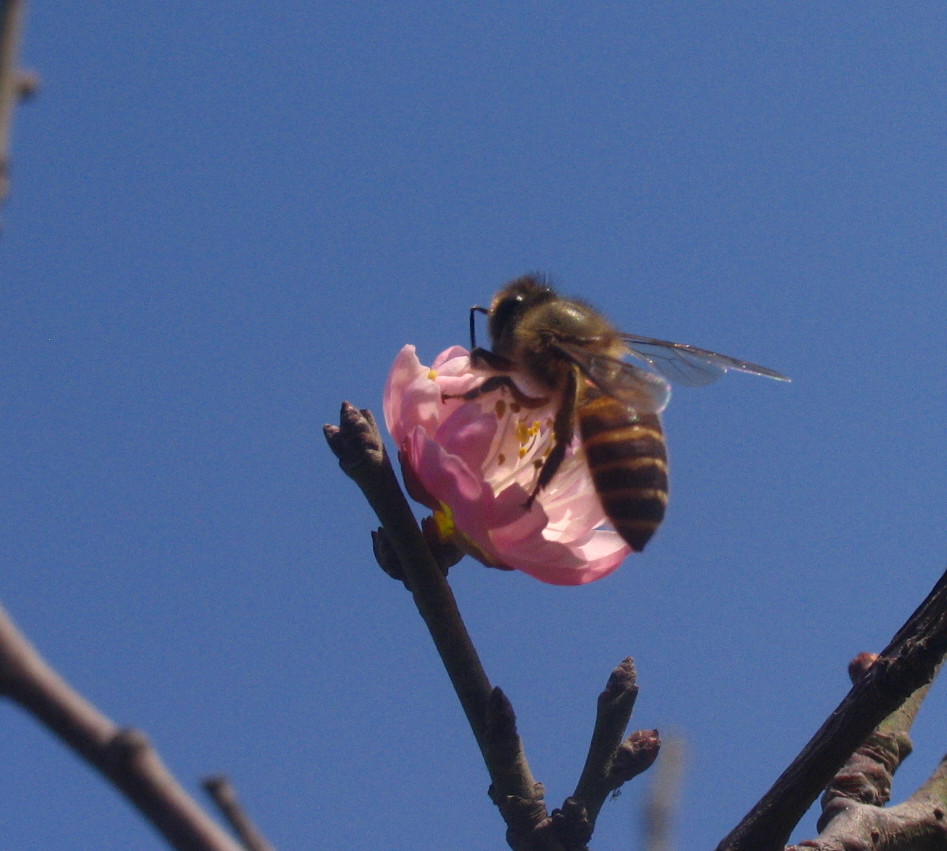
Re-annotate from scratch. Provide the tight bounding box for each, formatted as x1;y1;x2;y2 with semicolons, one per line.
569;658;659;832
782;657;947;850
718;566;947;851
0;601;246;851
203;776;276;851
0;0;37;207
575;658;641;806
326;403;658;850
542;658;651;848
324;403;548;841
819;654;935;813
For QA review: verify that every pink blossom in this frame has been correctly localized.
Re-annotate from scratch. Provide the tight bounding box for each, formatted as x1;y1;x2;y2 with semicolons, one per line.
382;345;632;585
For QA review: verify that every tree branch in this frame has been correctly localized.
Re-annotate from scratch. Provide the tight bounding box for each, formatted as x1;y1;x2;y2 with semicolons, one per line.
0;0;37;208
783;657;947;849
324;403;547;838
717;566;947;851
0;600;248;851
570;658;658;829
325;403;658;850
203;776;276;851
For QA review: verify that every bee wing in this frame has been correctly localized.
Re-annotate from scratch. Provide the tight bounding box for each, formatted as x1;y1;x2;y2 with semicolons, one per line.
621;333;791;387
552;341;672;414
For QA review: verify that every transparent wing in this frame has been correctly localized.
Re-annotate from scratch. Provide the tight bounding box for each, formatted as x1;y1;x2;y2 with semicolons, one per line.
621;333;791;387
553;341;672;414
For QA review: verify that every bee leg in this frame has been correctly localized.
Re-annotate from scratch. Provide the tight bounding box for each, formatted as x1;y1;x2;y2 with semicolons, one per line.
443;373;549;408
469;347;511;371
525;366;578;509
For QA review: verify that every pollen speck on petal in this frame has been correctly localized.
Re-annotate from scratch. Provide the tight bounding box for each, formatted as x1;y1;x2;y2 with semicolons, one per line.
382;344;633;584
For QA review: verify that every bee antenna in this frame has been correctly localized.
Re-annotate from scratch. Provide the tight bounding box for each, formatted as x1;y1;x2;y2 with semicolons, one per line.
469;305;488;349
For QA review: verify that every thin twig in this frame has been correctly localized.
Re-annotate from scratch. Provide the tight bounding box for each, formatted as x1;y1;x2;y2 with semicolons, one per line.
717;566;947;851
203;776;276;851
568;658;659;836
326;402;661;850
0;600;245;851
0;0;36;206
574;658;641;811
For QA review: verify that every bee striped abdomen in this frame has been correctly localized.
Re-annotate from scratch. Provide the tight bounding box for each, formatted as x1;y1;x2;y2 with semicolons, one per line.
577;394;669;551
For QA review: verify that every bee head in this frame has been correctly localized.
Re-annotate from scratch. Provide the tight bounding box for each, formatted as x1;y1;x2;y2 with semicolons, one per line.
489;275;556;344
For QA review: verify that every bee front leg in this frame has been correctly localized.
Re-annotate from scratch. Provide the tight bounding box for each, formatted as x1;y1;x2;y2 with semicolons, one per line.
446;374;547;408
525;366;578;509
469;347;511;371
443;351;549;408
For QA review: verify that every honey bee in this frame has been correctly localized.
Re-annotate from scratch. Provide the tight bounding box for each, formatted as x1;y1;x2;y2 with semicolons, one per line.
458;275;790;551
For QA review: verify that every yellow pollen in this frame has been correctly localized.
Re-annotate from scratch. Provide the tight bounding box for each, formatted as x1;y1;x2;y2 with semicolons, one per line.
427;369;437;381
433;505;456;539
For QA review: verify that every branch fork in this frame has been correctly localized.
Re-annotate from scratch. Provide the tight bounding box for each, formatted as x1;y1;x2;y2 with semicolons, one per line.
326;402;659;849
328;401;947;851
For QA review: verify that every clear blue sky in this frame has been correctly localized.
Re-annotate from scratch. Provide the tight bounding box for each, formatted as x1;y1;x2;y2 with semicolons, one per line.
2;5;946;849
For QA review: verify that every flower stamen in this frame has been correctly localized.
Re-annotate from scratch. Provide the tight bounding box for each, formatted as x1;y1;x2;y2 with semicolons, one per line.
383;344;632;585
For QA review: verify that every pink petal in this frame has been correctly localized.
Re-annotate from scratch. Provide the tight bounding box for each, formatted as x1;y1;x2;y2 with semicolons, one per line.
383;344;635;585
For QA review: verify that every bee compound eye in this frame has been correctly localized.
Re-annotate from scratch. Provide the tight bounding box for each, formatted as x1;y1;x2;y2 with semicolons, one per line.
492;295;521;327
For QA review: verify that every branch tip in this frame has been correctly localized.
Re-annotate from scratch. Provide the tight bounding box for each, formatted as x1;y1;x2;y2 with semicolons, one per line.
611;729;661;784
323;402;384;474
602;657;638;702
203;774;277;851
